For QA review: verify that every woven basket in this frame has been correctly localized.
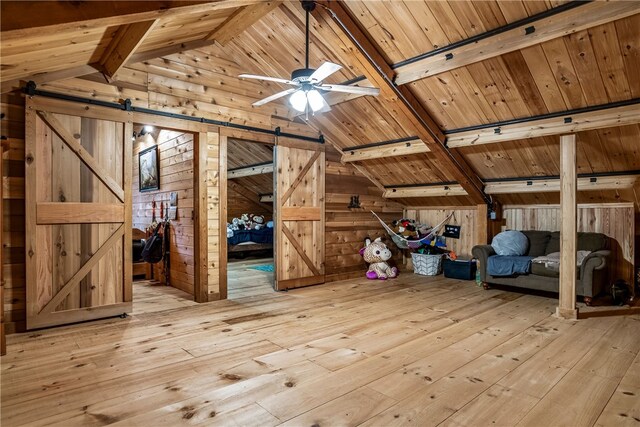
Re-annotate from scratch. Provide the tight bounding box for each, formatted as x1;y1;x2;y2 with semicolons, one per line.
412;253;443;276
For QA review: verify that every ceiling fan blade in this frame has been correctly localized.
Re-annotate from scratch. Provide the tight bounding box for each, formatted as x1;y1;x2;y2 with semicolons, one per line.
317;95;332;113
320;84;380;96
239;74;298;86
252;88;298;107
309;62;342;82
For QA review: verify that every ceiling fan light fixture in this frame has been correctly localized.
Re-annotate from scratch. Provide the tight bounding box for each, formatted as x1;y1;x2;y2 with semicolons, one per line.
307;89;324;112
290;90;308;112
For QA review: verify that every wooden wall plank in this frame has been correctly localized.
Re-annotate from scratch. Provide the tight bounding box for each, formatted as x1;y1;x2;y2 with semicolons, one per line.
132;131;195;296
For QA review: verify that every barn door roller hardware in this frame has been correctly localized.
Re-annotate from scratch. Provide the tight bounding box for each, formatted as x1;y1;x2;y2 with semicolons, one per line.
21;81;324;144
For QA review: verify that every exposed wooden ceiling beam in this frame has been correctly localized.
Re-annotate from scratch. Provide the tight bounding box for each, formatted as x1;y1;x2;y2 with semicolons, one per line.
313;1;487;205
97;20;158;80
341;137;429;163
227;180;273;212
116;1;281;64
1;1;259;35
228;162;274;179
484;175;639;194
447;102;640;148
1;64;100;94
1;1;278;90
204;1;282;45
393;1;639;85
383;184;467;199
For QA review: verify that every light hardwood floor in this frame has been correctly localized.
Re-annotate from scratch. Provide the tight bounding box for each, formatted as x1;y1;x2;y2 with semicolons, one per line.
131;280;198;315
1;274;638;426
228;257;275;299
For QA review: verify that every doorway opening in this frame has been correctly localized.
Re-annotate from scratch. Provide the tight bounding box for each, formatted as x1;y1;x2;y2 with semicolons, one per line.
131;124;198;313
225;138;276;299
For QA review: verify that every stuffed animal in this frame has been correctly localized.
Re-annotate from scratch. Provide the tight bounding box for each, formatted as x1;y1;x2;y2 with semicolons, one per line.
226;223;234;238
240;213;251;230
231;217;242;231
392;218;418;238
252;215;265;230
361;237;399;280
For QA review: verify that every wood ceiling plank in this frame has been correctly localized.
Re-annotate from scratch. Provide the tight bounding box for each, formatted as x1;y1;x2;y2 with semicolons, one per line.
519;44;568;112
541;37;587;109
615;15;640;98
393;1;639;85
313;0;487;205
563;28;610;106
227;179;273;213
588;22;633;103
205;1;282;45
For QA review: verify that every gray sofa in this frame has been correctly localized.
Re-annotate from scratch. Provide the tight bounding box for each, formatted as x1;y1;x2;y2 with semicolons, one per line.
472;230;610;305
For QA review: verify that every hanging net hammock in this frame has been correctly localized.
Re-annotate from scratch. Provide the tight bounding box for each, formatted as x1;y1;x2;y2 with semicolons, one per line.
370;210;454;250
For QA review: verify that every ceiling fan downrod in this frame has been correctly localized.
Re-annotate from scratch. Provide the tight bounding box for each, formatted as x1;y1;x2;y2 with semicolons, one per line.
301;1;316;71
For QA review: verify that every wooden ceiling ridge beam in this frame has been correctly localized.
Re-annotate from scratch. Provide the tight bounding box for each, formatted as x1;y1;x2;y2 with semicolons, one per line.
393;1;640;85
313;0;488;205
446;100;640;148
227;161;274;178
341;136;429;162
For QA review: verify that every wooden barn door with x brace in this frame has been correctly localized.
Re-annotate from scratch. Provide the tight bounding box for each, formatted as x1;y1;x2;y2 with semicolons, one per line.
25;97;133;329
274;142;325;290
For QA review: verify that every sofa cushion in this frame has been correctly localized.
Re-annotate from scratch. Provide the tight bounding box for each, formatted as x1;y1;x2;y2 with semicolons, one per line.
531;262;580;279
531;262;559;278
545;231;608;255
577;232;608;252
522;231;551;257
546;232;560;254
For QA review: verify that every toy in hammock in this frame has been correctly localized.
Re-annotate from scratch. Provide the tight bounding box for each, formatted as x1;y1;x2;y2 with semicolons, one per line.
370;211;454;250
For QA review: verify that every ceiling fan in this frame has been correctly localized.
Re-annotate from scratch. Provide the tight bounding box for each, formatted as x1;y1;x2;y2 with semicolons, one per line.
239;0;380;115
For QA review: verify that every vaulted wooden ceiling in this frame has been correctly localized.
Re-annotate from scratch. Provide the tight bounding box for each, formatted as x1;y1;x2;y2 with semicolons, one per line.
227;138;273;196
1;0;638;208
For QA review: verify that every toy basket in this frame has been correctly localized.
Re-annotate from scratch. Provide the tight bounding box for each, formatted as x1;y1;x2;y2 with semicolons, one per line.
412;253;443;276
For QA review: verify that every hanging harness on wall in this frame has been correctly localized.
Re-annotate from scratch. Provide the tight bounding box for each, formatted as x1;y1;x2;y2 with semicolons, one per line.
142;220;168;264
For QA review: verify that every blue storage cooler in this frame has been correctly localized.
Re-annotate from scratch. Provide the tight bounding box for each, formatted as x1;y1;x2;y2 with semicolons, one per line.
443;259;476;280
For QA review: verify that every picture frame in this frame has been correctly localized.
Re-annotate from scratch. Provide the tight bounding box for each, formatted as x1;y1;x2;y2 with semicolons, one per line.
138;145;160;192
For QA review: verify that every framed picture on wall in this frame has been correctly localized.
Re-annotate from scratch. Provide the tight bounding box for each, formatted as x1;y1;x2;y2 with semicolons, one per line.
139;145;159;192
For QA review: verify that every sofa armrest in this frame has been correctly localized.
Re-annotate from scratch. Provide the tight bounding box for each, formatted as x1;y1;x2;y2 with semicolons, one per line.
580;250;610;297
472;245;495;282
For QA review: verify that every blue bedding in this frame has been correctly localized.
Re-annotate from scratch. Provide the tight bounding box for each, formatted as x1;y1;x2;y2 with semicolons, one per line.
487;255;533;276
228;228;273;246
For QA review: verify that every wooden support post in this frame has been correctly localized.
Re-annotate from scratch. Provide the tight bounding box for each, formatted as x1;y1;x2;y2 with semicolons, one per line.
557;134;578;320
476;204;489;246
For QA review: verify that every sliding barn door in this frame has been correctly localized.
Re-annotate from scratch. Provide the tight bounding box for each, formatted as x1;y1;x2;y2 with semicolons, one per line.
25;98;132;329
274;144;325;290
